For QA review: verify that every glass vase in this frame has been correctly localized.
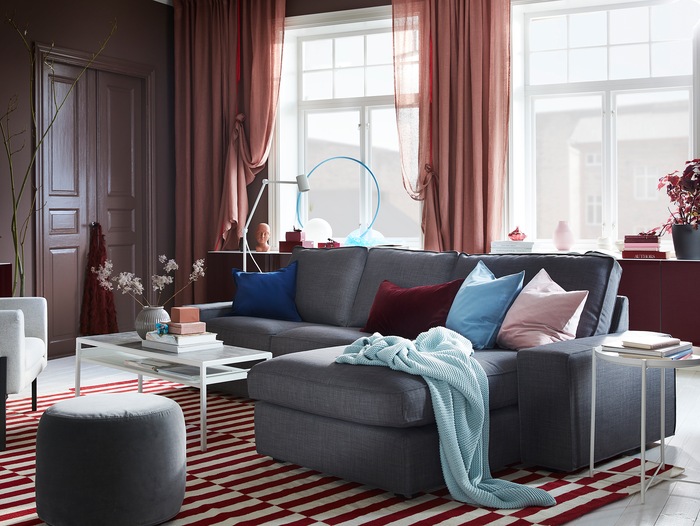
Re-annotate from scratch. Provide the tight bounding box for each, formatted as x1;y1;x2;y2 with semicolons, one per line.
134;306;170;339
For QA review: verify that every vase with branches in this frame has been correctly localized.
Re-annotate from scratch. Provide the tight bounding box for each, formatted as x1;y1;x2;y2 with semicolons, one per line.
1;15;116;296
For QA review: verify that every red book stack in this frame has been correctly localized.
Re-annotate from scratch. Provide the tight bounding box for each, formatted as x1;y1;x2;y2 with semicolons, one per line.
621;234;670;259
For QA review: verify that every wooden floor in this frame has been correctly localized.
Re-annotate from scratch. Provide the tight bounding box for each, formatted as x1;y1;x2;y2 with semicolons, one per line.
11;357;700;525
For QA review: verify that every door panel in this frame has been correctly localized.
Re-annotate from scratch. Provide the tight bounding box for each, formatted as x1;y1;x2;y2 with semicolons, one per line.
39;63;92;357
97;72;146;332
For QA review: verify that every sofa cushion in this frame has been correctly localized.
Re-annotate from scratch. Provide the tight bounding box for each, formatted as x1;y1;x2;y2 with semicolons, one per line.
205;316;313;352
451;252;621;337
445;261;524;349
247;345;518;429
362;279;463;339
349;248;460;328
270;325;368;356
497;269;589;350
290;247;368;327
232;262;301;321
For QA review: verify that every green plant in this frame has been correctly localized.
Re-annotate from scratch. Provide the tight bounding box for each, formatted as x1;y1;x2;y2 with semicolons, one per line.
1;15;116;296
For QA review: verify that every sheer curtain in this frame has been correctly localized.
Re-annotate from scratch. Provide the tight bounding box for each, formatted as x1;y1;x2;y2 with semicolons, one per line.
393;0;511;253
174;0;285;303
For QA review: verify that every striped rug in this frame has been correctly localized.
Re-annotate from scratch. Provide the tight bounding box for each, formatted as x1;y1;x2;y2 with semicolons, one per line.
1;379;682;525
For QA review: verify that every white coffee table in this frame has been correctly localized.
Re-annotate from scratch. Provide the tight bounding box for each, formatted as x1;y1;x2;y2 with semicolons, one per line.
589;346;700;502
75;331;272;451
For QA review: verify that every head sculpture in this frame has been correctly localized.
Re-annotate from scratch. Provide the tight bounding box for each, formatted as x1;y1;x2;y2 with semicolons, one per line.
255;223;271;252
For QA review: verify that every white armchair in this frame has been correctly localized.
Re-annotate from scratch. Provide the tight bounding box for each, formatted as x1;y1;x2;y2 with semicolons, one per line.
0;297;48;450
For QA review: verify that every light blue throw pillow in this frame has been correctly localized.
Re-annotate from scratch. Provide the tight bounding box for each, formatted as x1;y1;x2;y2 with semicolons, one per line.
231;261;302;322
445;261;524;349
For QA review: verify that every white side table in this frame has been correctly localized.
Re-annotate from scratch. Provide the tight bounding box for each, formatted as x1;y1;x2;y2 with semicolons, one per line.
589;346;700;503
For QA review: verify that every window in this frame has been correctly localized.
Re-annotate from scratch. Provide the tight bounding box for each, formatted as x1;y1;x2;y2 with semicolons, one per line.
271;8;422;249
511;0;700;247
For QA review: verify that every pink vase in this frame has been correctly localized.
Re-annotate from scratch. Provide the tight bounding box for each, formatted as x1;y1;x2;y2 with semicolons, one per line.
554;221;574;251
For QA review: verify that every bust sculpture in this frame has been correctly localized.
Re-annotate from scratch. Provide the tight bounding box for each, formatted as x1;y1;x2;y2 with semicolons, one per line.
255;223;271;252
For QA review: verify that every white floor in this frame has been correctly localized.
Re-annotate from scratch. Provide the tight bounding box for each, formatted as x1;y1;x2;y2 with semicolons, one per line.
11;357;700;525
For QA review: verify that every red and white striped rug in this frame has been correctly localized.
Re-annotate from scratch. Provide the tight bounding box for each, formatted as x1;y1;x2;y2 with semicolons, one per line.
1;379;682;525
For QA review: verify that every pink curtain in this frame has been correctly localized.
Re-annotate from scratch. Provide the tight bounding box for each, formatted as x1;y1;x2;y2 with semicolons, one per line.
174;0;285;303
393;0;511;253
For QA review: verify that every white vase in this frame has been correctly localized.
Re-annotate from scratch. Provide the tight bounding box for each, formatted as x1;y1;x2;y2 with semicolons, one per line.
553;221;574;251
134;306;171;339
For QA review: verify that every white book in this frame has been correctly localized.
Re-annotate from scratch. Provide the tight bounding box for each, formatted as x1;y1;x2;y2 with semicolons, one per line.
145;331;218;346
141;339;224;353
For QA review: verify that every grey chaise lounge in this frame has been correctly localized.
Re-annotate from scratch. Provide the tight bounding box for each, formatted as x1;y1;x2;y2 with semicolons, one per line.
194;247;674;497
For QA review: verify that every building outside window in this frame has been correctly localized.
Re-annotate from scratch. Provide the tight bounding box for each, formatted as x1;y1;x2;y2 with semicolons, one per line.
510;0;700;248
272;7;422;249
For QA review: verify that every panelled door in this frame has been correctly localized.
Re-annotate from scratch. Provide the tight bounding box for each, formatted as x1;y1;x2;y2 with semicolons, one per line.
36;47;153;358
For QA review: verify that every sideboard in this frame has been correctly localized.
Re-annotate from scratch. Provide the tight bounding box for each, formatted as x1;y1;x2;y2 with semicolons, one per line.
0;263;11;297
617;259;699;345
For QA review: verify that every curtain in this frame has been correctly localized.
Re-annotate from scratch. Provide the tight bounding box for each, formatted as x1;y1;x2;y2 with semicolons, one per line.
174;0;285;303
393;0;511;253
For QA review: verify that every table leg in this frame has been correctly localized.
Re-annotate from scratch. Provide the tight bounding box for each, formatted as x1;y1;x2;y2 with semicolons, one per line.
74;343;82;397
138;374;143;393
200;368;207;452
660;368;666;469
590;348;597;478
641;360;647;503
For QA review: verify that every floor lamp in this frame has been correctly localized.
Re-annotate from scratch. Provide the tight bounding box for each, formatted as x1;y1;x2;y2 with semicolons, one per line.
242;175;310;272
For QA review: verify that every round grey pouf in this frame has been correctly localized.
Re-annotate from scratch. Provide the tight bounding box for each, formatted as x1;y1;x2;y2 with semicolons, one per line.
35;393;186;526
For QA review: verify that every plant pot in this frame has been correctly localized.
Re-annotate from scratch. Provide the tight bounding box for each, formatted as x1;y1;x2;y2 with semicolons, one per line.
671;224;700;260
134;306;171;339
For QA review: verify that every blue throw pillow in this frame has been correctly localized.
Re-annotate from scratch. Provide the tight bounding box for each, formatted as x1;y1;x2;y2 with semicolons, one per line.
231;261;302;322
445;260;524;349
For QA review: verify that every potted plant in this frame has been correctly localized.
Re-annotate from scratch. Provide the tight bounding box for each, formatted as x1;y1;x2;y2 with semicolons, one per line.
658;159;700;259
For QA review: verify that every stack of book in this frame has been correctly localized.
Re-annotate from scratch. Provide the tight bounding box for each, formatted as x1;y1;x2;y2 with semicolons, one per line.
621;234;670;259
142;307;223;353
490;240;534;254
602;331;694;360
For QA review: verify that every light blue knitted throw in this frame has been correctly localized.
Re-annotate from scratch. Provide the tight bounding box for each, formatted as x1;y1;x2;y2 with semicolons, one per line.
337;327;556;509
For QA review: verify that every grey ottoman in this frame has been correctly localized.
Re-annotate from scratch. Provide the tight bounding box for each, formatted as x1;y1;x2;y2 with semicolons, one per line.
35;393;186;526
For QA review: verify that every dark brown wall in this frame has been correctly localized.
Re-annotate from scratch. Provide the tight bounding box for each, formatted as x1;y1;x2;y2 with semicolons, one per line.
286;0;390;17
0;0;174;295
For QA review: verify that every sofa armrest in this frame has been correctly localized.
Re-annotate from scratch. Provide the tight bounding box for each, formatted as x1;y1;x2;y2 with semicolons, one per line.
609;296;629;333
517;334;675;471
187;301;232;323
0;297;48;344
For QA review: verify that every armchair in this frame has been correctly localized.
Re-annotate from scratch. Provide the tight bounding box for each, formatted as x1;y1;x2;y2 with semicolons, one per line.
0;297;48;450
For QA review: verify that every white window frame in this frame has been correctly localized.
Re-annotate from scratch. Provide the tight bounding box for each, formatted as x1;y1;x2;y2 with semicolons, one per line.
269;6;422;249
510;0;697;250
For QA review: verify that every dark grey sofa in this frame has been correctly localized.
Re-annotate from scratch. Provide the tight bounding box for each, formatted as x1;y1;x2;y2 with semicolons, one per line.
194;247;675;497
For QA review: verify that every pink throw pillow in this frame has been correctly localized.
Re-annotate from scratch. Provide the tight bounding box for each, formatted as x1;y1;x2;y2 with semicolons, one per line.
362;279;463;340
496;269;589;350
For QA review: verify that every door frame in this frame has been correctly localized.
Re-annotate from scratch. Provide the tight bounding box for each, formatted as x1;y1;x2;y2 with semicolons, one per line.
34;43;157;339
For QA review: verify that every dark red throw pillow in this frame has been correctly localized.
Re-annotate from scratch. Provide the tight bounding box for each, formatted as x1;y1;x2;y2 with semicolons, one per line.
362;279;464;340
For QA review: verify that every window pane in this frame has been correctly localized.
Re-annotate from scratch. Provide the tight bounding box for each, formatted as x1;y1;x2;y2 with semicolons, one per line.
609;44;649;80
369;107;421;239
569;11;606;48
367;33;393;65
610;7;649;45
569;47;607;82
651;0;700;42
303;39;332;71
303;71;333;101
615;91;690;236
305;111;362;239
334;68;364;98
529;51;567;85
652;41;691;77
534;96;603;241
366;65;394;96
529;16;566;51
335;36;364;68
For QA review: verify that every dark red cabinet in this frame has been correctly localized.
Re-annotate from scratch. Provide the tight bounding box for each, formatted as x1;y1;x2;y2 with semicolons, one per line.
618;259;699;344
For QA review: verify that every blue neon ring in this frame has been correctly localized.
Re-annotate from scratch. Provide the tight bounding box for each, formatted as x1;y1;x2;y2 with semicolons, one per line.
295;156;381;239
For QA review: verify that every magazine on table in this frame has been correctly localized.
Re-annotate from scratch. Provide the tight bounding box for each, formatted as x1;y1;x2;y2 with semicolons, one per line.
602;331;692;357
